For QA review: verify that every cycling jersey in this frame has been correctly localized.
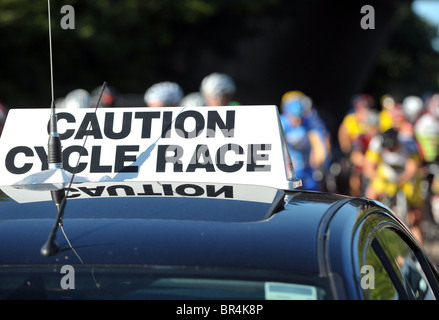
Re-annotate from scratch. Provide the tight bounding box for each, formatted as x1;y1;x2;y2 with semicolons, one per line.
366;133;422;206
414;113;439;163
340;113;368;143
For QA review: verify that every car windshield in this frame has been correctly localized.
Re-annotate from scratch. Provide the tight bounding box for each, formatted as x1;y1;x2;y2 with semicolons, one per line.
0;266;330;300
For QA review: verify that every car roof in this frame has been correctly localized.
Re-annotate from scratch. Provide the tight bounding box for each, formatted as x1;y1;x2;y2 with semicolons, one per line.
0;181;348;275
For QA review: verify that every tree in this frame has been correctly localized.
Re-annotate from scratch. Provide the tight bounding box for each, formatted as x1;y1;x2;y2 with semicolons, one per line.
364;2;439;101
0;0;280;107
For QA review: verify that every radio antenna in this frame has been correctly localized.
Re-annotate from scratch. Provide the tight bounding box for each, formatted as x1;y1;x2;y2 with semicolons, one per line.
47;0;63;169
41;81;107;258
48;0;54;105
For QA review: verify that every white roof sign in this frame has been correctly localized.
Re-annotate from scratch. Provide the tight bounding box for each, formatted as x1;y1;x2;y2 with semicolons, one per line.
0;105;301;190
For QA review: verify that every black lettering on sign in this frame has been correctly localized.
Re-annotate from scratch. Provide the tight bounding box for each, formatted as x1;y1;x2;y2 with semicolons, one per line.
161;111;173;138
137;183;233;197
207;110;235;138
47;109;236;142
107;184;135;196
67;183;234;199
34;146;48;171
104;112;132;139
115;145;139;173
206;185;233;198
137;184;162;196
161;184;174;195
216;143;244;173
175;184;205;197
247;144;271;172
135;111;160;139
186;144;215;172
156;145;183;172
47;112;76;140
75;113;103;140
175;110;205;139
90;146;112;173
65;187;81;198
5;146;34;174
78;186;105;197
63;146;88;173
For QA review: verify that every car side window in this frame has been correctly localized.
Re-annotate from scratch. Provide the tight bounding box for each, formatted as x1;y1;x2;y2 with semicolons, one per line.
363;238;399;300
375;228;435;300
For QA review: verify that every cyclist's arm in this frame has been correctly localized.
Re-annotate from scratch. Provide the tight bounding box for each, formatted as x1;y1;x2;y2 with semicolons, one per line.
363;149;379;180
338;120;352;154
397;156;419;186
308;130;327;169
363;134;382;179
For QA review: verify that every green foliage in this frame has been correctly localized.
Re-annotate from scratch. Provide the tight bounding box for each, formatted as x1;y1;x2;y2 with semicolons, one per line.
366;3;439;99
0;1;438;107
0;0;281;106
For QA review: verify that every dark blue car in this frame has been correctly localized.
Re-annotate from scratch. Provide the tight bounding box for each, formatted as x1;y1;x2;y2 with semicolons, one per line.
0;180;437;300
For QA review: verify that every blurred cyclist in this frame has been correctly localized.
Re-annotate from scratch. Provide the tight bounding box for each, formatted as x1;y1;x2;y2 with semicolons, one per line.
144;81;183;107
395;94;425;162
282;91;331;188
281;98;327;191
281;91;330;148
279;90;305;129
415;94;439;164
338;94;374;154
414;93;439;234
91;85;120;107
181;92;205;107
402;96;424;126
337;94;374;195
60;89;92;109
364;127;423;242
200;73;238;106
378;94;397;133
349;109;379;196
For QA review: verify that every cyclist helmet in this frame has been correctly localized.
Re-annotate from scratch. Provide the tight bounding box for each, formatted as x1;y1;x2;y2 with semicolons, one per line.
63;89;91;109
181;92;205;107
365;109;379;126
402;95;423;123
380;94;395;110
381;128;399;150
144;82;183;107
352;94;374;109
285;99;304;118
91;85;118;107
200;73;236;98
280;90;305;112
144;81;183;107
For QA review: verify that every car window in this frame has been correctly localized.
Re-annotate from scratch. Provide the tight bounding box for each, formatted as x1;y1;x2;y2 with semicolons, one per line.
376;228;435;300
362;238;399;300
0;267;330;300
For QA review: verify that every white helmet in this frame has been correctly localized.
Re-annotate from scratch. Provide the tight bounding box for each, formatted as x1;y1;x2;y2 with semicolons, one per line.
365;109;379;126
144;81;183;107
180;92;205;107
63;89;91;109
200;73;235;98
402;95;423;123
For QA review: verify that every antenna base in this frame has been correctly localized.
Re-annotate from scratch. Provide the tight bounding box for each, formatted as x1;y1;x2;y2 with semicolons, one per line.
40;237;60;257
